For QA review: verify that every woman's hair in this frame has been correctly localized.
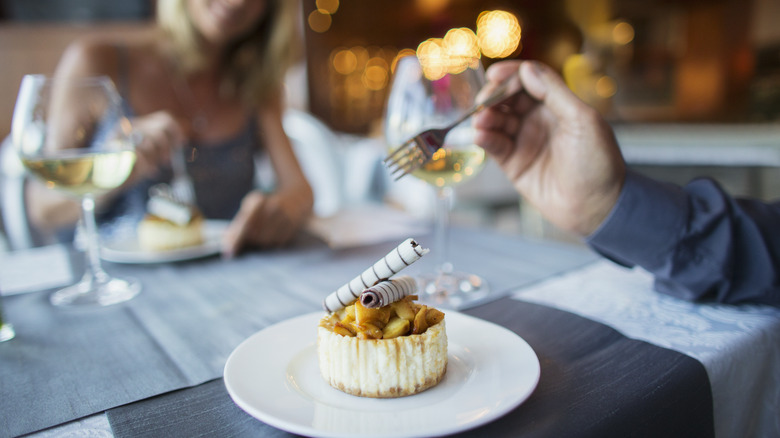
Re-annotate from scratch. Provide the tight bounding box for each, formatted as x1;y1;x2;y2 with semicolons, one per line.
157;0;301;105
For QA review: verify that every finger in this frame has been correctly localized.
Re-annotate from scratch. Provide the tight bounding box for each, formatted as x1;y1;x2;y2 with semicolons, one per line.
474;106;522;136
222;193;266;256
222;208;253;257
221;220;239;258
519;61;584;121
485;60;522;84
476;61;521;106
473;128;516;161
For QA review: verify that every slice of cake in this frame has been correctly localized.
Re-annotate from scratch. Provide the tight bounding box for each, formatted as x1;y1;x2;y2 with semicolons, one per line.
137;192;203;251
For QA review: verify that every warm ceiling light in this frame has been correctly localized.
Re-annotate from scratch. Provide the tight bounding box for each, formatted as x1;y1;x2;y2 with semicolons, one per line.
308;9;331;33
415;0;450;16
612;21;635;45
416;28;481;81
595;75;617;98
477;10;521;59
443;28;480;73
363;57;390;91
316;0;339;14
332;48;358;75
417;38;448;80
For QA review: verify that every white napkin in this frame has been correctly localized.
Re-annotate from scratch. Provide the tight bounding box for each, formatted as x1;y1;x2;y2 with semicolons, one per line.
0;245;74;295
307;204;428;249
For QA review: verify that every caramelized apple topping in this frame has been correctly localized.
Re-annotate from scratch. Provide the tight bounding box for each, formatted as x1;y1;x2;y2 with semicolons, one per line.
321;295;444;339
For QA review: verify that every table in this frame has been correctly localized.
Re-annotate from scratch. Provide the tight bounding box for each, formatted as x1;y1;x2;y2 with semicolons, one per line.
1;226;777;437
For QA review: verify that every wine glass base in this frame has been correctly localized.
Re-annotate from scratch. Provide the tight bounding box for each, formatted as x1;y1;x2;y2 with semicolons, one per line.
50;276;141;307
417;271;490;309
0;323;15;342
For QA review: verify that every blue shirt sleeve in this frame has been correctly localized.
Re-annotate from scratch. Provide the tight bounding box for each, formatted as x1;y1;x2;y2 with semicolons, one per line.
586;170;780;307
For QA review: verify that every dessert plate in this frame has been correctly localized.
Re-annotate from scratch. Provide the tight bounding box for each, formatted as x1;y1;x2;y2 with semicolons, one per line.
100;220;229;264
224;311;540;438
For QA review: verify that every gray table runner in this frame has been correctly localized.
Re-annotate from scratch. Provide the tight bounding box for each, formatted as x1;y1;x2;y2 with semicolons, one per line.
0;228;597;437
106;299;714;437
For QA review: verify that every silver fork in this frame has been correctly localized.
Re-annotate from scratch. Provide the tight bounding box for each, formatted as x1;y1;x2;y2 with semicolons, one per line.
169;146;195;204
384;74;523;180
148;147;195;205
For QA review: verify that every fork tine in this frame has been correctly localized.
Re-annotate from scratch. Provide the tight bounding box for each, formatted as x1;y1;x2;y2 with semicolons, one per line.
392;159;425;180
385;147;413;169
384;139;415;163
391;143;422;170
384;130;441;180
385;137;422;172
391;148;426;180
396;142;424;166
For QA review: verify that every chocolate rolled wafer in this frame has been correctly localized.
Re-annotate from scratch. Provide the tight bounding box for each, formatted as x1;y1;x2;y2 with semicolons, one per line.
322;238;429;312
359;276;417;308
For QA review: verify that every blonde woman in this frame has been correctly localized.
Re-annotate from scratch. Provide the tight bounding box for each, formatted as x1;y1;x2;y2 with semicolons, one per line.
26;0;313;256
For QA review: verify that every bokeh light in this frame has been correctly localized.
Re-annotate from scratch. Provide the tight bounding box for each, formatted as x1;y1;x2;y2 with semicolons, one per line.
332;48;358;75
417;38;448;80
562;54;593;97
416;28;480;80
477;10;521;59
308;9;331;33
316;0;339;14
363;57;390;91
595;75;617;98
612;21;635;45
415;0;450;16
442;28;480;74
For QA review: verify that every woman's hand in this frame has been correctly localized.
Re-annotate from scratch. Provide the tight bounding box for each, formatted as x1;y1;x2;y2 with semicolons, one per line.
221;190;310;257
128;110;186;183
473;60;626;236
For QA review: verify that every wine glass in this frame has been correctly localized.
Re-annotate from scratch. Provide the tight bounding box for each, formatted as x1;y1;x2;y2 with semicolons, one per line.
384;55;489;308
12;74;141;307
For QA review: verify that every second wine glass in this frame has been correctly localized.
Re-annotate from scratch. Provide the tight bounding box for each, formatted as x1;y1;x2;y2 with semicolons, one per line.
12;74;141;307
384;55;489;309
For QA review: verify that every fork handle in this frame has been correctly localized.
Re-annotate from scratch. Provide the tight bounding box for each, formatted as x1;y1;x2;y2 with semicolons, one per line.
451;74;524;127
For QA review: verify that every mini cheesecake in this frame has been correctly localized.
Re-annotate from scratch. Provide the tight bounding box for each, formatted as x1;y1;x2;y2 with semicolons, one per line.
317;306;447;398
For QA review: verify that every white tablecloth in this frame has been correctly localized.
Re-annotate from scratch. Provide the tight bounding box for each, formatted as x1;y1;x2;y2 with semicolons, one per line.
512;260;780;438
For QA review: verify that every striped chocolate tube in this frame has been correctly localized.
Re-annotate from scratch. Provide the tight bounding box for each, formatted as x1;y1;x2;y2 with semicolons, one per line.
322;238;429;312
359;276;417;308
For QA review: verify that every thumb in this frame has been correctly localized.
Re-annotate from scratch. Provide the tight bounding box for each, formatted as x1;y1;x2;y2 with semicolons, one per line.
519;61;584;121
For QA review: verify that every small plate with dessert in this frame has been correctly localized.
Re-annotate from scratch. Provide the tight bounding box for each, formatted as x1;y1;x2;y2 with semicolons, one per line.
100;192;228;264
223;239;541;437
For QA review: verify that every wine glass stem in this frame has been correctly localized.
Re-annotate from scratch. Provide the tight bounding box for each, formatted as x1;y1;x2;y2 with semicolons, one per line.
81;194;109;285
434;186;454;275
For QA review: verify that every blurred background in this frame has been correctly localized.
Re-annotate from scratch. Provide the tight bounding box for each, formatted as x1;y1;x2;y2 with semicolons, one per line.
2;0;780;243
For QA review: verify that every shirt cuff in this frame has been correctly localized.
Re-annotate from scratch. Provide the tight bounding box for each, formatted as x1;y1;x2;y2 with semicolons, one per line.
585;170;688;271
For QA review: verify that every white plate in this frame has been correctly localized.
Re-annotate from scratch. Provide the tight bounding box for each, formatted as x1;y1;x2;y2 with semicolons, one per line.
224;311;540;438
100;220;229;264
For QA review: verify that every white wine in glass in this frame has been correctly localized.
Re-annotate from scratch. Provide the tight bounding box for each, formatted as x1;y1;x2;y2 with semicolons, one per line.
384;55;489;308
12;74;141;307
